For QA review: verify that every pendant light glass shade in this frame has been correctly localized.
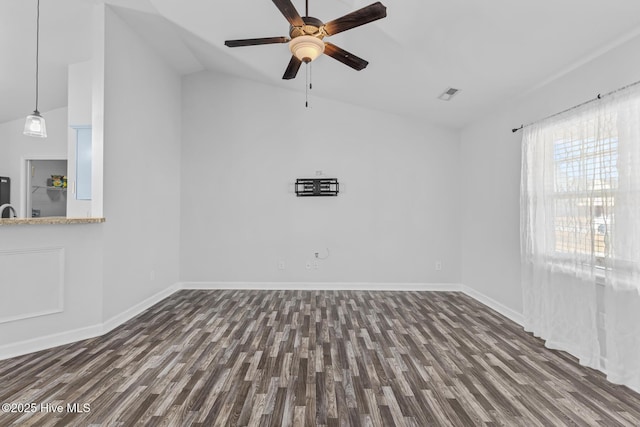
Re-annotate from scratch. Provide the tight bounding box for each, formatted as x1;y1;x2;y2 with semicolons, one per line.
289;35;325;63
24;0;47;138
24;111;47;138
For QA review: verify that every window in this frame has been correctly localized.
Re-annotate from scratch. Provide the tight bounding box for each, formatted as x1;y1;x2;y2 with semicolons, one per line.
521;84;640;395
551;132;617;267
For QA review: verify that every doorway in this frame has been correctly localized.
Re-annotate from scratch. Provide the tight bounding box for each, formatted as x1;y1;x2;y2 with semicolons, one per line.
26;159;68;218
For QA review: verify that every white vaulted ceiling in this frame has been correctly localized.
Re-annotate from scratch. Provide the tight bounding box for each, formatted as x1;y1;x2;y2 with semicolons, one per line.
2;0;640;128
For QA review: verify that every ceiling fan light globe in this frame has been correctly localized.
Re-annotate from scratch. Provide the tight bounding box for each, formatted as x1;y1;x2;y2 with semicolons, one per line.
289;35;324;63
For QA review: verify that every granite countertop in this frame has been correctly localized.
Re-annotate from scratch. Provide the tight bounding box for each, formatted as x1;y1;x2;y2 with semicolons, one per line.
0;217;105;226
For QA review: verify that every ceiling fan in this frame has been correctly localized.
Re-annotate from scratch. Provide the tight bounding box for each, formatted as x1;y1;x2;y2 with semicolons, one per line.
224;0;387;80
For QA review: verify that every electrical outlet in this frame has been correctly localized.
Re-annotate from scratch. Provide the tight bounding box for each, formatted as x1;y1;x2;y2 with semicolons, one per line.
314;261;319;269
278;261;285;270
435;261;442;271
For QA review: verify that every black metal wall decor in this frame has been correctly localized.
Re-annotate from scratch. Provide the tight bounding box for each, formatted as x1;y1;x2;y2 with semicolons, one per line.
295;178;339;197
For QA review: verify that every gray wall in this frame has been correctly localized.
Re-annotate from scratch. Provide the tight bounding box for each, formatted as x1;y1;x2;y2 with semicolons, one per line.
460;33;640;314
5;3;640;361
101;7;182;320
0;5;183;356
180;71;462;285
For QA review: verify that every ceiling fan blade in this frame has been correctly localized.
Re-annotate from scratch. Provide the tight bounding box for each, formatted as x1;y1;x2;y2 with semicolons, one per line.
323;42;368;71
323;2;387;36
272;0;305;27
283;55;303;80
225;37;289;48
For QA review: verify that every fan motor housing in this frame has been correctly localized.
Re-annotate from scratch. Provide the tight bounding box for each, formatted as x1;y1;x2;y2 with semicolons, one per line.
290;16;325;39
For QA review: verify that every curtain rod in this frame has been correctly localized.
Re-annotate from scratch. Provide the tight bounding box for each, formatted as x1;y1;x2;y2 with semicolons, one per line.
511;78;640;133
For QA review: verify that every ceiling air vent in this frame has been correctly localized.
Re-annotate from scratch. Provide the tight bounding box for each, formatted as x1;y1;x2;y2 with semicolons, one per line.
438;87;460;101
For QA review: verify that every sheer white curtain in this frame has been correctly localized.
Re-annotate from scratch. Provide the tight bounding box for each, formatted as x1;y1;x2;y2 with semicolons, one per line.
520;84;640;392
603;89;640;391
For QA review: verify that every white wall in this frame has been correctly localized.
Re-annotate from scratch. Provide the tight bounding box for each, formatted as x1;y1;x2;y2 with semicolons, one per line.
67;61;93;217
0;225;104;357
180;71;461;285
0;18;103;357
0;5;182;358
460;33;640;314
7;4;639;361
68;61;92;126
100;7;182;320
0;94;100;358
0;107;68;218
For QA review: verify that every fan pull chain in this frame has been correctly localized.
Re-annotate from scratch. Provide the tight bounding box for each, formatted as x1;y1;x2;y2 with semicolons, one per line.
304;63;313;108
305;63;311;108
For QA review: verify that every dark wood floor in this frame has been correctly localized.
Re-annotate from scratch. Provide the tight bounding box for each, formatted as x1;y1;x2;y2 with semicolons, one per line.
1;290;640;426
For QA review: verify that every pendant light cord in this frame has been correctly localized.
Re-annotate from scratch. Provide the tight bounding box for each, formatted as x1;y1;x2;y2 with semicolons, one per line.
34;0;41;113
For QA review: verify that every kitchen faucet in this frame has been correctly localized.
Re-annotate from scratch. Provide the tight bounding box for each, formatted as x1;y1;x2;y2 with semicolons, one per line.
0;203;17;218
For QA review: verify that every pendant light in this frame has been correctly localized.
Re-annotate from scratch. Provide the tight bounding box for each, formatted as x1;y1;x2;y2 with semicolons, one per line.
24;0;47;138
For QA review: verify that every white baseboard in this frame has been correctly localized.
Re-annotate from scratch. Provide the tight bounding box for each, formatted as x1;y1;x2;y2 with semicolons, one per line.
0;323;103;361
461;285;524;326
102;283;181;334
182;282;524;326
1;281;524;361
180;281;464;292
0;283;182;361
